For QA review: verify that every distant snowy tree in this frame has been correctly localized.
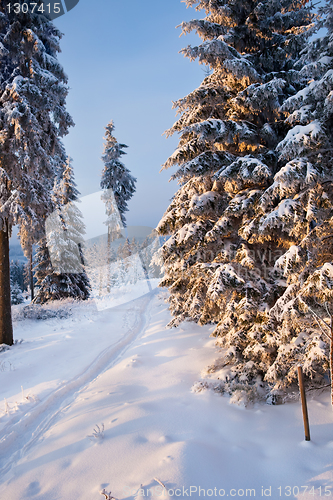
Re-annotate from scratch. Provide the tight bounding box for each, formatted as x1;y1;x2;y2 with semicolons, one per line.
118;238;132;260
10;281;24;305
34;157;90;304
84;240;113;296
100;121;136;228
10;260;26;292
10;259;25;304
100;121;136;291
0;3;73;344
157;0;314;402
33;236;52;297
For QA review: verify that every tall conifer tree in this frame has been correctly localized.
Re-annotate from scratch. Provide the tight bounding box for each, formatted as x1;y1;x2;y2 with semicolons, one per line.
157;0;314;401
100;121;136;291
100;121;137;227
0;2;73;343
33;157;90;304
240;0;333;401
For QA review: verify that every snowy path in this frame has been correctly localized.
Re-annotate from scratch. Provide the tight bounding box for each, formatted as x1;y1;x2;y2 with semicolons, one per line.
0;292;154;483
1;291;333;500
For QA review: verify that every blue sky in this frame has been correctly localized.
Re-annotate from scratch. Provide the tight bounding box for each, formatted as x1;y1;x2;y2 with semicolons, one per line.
53;0;203;229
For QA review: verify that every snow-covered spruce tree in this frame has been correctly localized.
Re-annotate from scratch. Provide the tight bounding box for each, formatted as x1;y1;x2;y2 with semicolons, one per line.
32;235;52;298
33;157;90;304
0;2;73;344
119;238;132;260
157;0;314;401
100;121;136;291
100;121;136;227
10;260;25;293
10;260;25;304
10;280;24;305
239;0;333;401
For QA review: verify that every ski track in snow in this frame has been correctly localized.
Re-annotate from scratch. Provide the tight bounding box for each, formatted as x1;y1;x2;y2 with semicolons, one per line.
0;291;155;482
1;290;333;500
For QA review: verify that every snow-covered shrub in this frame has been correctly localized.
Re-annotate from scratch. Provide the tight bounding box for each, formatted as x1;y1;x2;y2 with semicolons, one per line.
12;303;71;321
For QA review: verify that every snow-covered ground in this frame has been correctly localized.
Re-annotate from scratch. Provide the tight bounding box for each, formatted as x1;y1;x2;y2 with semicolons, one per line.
0;289;333;500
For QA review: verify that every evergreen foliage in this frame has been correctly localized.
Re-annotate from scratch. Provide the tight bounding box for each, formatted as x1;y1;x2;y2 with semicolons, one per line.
0;1;73;245
10;259;25;304
157;0;315;401
0;2;73;343
100;121;136;228
239;0;333;400
33;157;90;304
10;259;26;292
10;281;24;305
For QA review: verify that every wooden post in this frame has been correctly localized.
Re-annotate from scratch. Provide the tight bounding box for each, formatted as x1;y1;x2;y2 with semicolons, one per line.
298;366;310;441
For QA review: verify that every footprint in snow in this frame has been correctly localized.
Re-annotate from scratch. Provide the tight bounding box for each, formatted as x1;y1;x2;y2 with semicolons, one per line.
25;481;41;496
158;435;172;443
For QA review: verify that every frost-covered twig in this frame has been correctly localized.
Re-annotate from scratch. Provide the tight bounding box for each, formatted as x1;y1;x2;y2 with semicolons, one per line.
300;298;331;341
21;386;37;403
306;383;331;391
88;423;104;441
154;478;166;489
100;488;116;500
4;398;10;414
310;310;331;341
325;302;333;328
21;386;31;402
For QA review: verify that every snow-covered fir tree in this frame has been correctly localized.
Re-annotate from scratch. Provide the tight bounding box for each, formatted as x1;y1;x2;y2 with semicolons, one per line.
10;281;24;305
10;260;25;304
33;235;53;299
0;2;73;344
34;157;90;304
100;121;136;228
237;0;333;402
118;238;132;260
100;121;136;291
157;0;314;402
10;260;26;293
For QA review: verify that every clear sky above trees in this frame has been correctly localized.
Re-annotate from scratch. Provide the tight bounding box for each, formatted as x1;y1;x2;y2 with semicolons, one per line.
53;0;203;229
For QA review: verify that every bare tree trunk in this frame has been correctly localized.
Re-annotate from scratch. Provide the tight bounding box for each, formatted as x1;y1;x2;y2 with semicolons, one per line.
330;316;333;408
107;229;111;293
29;251;34;302
0;226;13;345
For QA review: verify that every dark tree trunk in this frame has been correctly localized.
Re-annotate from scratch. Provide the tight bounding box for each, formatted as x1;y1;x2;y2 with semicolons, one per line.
330;316;333;408
0;226;13;345
107;229;111;293
29;251;34;301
